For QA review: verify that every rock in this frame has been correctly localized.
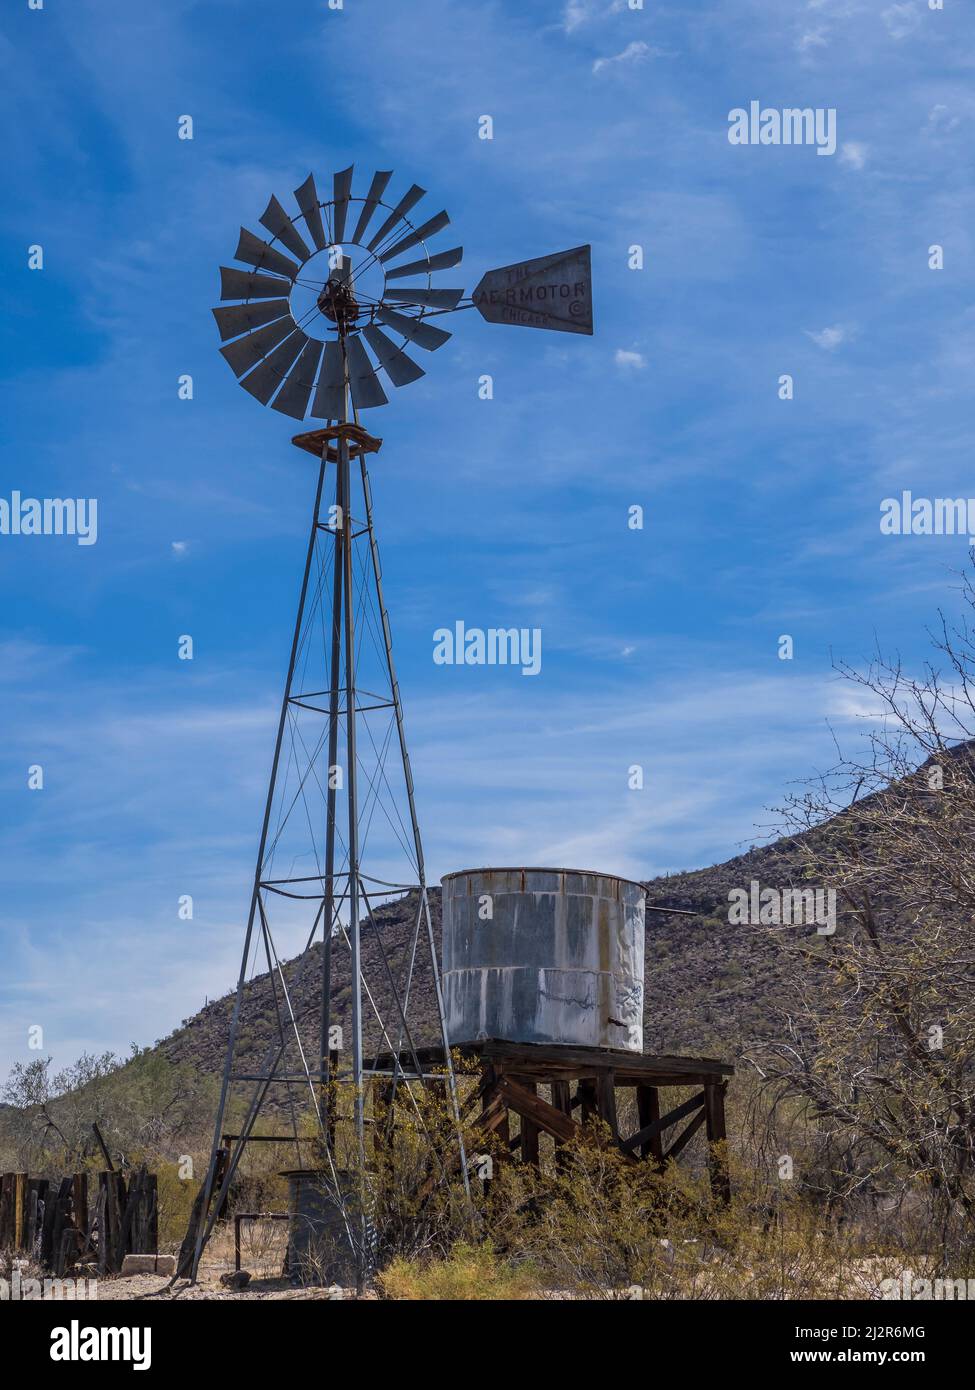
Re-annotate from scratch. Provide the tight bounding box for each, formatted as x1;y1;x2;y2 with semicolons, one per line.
120;1254;177;1276
220;1270;251;1290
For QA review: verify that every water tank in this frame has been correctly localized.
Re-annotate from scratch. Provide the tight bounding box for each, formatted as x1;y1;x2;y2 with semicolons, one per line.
441;867;646;1053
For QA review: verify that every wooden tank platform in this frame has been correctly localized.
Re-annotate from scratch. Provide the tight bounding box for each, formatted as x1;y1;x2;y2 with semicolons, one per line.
369;1040;733;1202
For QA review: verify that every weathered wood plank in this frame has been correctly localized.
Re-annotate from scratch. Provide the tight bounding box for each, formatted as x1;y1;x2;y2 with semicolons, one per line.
663;1107;707;1162
620;1091;705;1155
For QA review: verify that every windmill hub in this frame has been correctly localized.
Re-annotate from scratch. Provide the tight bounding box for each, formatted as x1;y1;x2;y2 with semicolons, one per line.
316;276;360;333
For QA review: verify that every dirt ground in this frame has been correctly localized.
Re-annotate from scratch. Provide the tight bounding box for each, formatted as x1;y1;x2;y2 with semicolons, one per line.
95;1271;360;1300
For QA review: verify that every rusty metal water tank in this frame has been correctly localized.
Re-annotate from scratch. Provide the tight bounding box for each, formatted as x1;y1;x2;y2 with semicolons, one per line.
441;867;646;1053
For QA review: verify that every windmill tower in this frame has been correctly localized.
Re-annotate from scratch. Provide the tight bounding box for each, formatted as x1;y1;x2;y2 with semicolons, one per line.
183;164;593;1285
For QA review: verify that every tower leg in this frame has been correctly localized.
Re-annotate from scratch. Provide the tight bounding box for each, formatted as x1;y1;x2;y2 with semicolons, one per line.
357;454;472;1208
187;456;328;1282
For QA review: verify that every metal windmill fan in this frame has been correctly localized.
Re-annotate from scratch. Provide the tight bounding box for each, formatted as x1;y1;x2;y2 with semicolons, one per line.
212;166;465;419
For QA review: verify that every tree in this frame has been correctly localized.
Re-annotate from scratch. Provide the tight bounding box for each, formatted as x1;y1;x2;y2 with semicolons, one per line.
748;569;975;1263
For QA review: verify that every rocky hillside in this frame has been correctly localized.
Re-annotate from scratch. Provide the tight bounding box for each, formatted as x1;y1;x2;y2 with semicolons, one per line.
155;826;828;1107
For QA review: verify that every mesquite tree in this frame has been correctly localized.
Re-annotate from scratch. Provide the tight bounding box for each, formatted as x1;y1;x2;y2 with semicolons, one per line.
748;570;975;1260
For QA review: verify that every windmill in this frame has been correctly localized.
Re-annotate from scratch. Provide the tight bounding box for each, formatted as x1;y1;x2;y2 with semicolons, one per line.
183;164;593;1286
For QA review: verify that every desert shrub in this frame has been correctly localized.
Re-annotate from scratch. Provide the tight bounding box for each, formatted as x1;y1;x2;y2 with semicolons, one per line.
378;1240;536;1300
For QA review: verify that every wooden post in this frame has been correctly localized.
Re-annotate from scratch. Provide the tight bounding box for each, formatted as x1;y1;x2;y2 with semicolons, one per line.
146;1174;158;1254
520;1082;540;1168
551;1080;572;1171
71;1173;89;1242
27;1178;49;1256
0;1174;12;1248
326;1047;339;1153
13;1173;27;1251
704;1080;731;1204
577;1078;597;1126
50;1177;74;1276
595;1071;619;1140
636;1084;665;1166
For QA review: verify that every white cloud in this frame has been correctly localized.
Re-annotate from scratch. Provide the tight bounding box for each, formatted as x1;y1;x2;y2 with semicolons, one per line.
926;104;960;134
839;142;869;170
593;41;656;75
563;0;599;32
796;27;829;54
883;2;921;39
805;324;852;351
615;348;647;370
171;539;190;557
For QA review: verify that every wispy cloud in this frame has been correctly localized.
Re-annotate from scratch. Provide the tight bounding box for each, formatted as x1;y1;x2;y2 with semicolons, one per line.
839;141;869;169
593;40;658;75
805;324;855;350
882;2;922;40
615;347;647;370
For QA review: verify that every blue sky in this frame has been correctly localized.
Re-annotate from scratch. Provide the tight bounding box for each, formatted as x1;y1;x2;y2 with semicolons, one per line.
1;0;973;1075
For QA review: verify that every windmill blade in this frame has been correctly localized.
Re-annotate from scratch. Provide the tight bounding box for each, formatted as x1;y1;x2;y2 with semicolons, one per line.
362;324;425;388
378;211;450;265
270;338;324;420
212;299;291;342
366;184;425;252
294;173;327;251
220;315;298;377
235;227;300;281
312;341;346;420
384;287;464;310
239;330;310;406
345;334;389;409
259;194;312;264
375;306;451;352
350;170;393;245
332;166;354;245
384;246;463;280
219;266;293;301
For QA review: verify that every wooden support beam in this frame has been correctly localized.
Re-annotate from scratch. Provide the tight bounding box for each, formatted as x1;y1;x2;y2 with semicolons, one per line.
519;1082;540;1168
595;1071;619;1139
496;1076;580;1146
663;1107;706;1163
577;1078;597;1126
704;1079;731;1204
551;1081;571;1171
636;1084;664;1165
481;1064;509;1147
620;1091;705;1155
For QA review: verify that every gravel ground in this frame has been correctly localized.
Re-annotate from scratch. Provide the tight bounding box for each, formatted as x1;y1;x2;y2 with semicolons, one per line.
94;1271;360;1300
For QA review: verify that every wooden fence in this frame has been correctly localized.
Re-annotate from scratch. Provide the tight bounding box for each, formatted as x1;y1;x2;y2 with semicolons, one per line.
0;1166;157;1275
